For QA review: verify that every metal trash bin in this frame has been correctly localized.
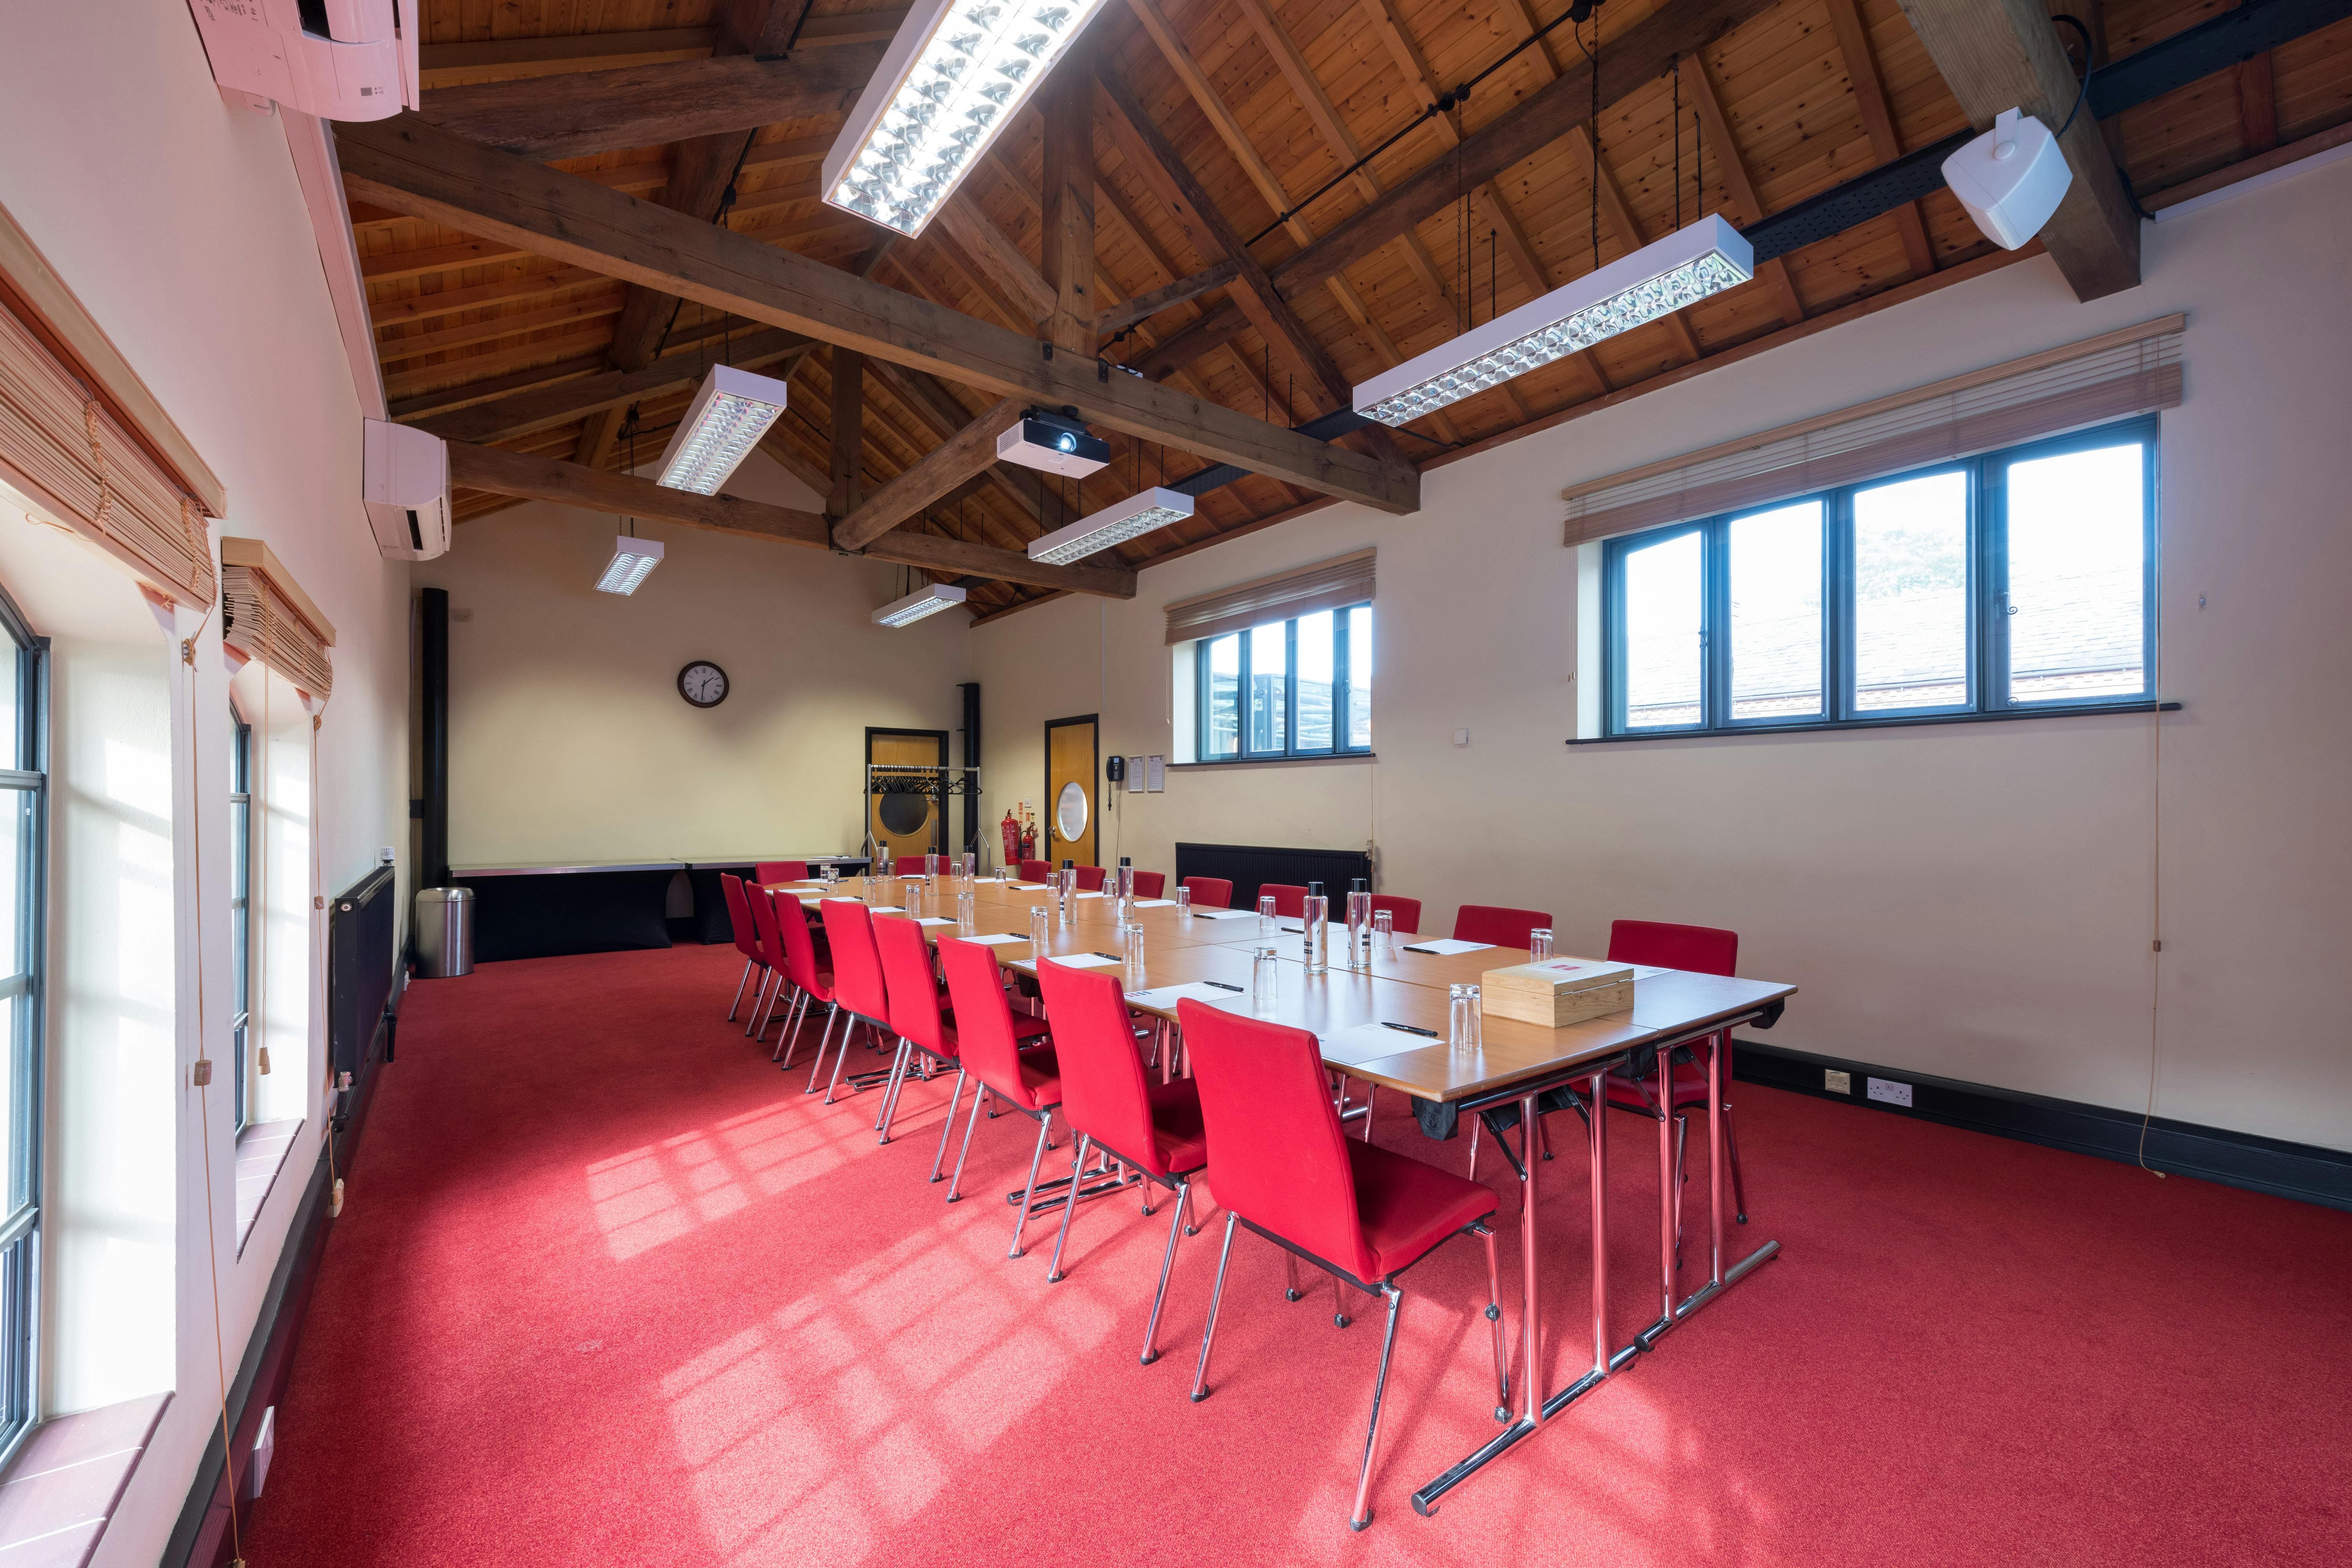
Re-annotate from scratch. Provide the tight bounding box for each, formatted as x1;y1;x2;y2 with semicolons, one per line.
415;886;474;978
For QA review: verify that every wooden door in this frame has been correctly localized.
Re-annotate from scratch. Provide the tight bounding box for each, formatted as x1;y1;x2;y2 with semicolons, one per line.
866;728;947;867
1044;715;1098;869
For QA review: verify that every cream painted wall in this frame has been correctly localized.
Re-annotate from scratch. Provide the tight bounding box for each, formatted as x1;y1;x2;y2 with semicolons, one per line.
976;154;2352;1154
415;450;976;867
2;4;413;1563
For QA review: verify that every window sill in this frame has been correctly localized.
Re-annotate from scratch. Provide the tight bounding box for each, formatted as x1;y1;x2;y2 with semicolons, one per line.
0;1394;171;1568
1567;701;2177;744
234;1118;303;1258
1170;753;1377;773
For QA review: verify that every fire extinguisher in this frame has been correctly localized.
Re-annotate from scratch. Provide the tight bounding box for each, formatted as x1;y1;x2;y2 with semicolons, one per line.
1019;805;1038;863
1000;809;1021;867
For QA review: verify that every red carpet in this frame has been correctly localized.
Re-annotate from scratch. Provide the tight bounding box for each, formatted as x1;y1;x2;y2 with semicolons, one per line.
244;944;2352;1566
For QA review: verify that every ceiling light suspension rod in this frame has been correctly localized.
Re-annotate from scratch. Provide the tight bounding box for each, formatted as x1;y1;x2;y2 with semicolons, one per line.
1247;0;1605;247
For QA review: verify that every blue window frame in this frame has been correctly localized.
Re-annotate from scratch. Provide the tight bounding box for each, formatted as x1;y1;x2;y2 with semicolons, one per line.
0;582;46;1466
1602;417;2157;737
1195;603;1372;762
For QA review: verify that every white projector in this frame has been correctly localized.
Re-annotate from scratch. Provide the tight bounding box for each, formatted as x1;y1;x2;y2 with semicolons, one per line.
1943;108;2074;251
996;412;1110;478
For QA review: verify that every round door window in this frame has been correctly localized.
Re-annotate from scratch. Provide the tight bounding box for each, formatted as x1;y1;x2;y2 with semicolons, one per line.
1055;780;1089;843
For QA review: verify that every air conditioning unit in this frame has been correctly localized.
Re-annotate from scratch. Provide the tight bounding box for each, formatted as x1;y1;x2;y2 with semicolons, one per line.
362;419;450;561
187;1;420;121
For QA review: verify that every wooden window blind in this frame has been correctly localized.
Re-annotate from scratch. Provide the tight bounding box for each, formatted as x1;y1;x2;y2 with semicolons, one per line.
1563;315;2185;545
221;537;335;702
1163;548;1374;646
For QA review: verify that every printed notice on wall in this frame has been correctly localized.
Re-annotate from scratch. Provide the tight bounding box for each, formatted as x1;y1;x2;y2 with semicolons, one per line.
1146;755;1165;793
1127;755;1146;793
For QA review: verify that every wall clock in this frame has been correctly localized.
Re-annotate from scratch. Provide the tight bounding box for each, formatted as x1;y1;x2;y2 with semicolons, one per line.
677;661;729;708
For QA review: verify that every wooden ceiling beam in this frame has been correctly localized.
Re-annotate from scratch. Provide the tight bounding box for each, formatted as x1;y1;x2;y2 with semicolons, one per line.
1895;0;2139;300
1038;35;1099;355
933;196;1056;325
445;439;1134;597
417;43;888;161
829;348;865;516
387;351;610;421
861;354;1052;535
417;11;907;78
1822;0;1938;279
414;328;809;443
833;398;1026;551
368;264;606;328
360;236;531;283
336;114;1416;512
1276;0;1777;299
1095;259;1240;338
1679;56;1806;327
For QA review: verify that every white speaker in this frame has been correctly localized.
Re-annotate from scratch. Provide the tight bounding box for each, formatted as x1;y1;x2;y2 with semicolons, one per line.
1943;108;2074;251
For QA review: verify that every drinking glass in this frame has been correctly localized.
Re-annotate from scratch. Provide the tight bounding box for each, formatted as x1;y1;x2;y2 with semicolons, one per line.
1175;885;1192;914
1029;904;1050;958
1447;984;1483;1050
1373;908;1395;958
1258;894;1278;934
1528;927;1554;962
1301;893;1328;977
1123;924;1146;990
1252;945;1280;1014
961;851;977;882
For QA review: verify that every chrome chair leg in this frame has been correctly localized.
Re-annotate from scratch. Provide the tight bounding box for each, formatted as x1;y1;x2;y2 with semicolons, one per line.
744;969;775;1036
1724;1100;1749;1223
1476;1222;1510;1421
772;991;807;1065
947;1088;989;1203
1045;1133;1092;1283
806;1005;841;1095
1348;1285;1404;1532
1361;1081;1377;1142
876;1039;913;1142
728;957;753;1021
1466;1113;1481;1183
1007;1112;1054;1257
1140;1176;1191;1365
822;1015;858;1103
1189;1212;1239;1403
928;1068;967;1182
1285;1250;1303;1301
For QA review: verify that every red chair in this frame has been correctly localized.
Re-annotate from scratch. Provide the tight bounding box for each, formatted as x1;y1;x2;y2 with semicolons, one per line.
1257;882;1308;918
1019;858;1054;882
1073;865;1107;892
1367;894;1421;935
742;885;795;1043
874;916;1048;1169
1452;904;1552;947
1033;962;1206;1364
893;854;931;874
763;887;836;1074
1176;1001;1510;1530
755;860;808;884
1132;871;1166;899
718;873;770;1023
939;938;1069;1254
1603;920;1749;1232
815;900;896;1104
1180;876;1232;908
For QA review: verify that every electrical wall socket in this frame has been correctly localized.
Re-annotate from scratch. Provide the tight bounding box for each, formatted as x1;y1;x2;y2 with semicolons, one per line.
1866;1076;1914;1108
1824;1069;1852;1094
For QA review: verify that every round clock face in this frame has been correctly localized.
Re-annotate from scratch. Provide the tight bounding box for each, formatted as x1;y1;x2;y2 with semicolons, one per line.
678;661;728;708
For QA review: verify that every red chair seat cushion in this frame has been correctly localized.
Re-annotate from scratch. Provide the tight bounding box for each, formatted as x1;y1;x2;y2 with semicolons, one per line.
1008;1013;1051;1043
1604;1058;1710;1113
1141;1079;1209;1175
1348;1140;1497;1278
1011;1044;1063;1108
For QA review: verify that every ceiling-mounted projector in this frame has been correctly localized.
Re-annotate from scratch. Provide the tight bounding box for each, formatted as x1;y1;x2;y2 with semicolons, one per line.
1943;108;2073;250
996;409;1110;478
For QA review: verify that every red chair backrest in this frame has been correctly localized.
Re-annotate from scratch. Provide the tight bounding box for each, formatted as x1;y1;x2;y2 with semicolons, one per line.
1132;871;1165;899
1368;894;1421;935
874;916;952;1056
1019;859;1054;882
818;900;890;1022
772;887;829;997
1178;1001;1370;1280
1608;919;1738;976
1073;865;1107;891
755;860;808;884
1032;962;1167;1174
744;884;787;975
720;874;763;965
894;855;930;874
1454;904;1552;947
1258;883;1308;918
1180;877;1232;908
940;939;1049;1108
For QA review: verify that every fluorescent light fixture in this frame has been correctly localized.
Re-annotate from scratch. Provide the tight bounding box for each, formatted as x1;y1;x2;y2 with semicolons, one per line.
822;0;1112;238
995;411;1110;477
1354;213;1753;427
1027;486;1193;564
872;582;969;626
655;365;790;494
596;535;664;595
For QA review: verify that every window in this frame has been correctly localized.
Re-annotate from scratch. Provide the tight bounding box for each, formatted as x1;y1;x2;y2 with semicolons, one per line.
1602;419;2155;737
0;587;44;1464
1196;604;1372;761
230;709;252;1133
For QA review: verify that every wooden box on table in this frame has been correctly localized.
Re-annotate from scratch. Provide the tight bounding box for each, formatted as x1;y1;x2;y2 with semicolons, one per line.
1478;957;1636;1029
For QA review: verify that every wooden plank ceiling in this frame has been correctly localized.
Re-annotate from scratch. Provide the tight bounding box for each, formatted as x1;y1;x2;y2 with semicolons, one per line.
360;0;2352;618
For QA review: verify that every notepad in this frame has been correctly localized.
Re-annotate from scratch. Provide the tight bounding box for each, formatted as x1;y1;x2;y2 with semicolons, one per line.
1319;1021;1438;1067
1131;898;1176;908
1402;938;1495;956
962;932;1026;945
1010;882;1050;890
1191;907;1258;921
1627;964;1670;980
912;917;955;927
1075;891;1105;900
1044;953;1122;969
1126;982;1249;1010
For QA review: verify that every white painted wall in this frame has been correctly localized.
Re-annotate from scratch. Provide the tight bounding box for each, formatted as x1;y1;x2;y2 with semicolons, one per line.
414;452;976;868
1;4;412;1563
975;155;2352;1154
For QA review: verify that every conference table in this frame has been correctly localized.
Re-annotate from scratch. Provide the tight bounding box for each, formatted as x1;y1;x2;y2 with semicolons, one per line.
763;873;1794;1513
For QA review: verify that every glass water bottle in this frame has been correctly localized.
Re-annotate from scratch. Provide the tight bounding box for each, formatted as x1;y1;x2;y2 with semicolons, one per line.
1301;883;1328;976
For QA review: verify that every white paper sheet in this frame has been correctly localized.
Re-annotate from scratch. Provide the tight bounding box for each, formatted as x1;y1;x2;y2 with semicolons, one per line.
1045;953;1122;968
1126;981;1249;1010
1319;1020;1441;1066
1130;898;1176;908
1399;938;1495;956
1075;891;1105;900
1010;882;1050;890
1627;964;1671;980
1191;907;1258;921
962;932;1026;945
912;917;954;927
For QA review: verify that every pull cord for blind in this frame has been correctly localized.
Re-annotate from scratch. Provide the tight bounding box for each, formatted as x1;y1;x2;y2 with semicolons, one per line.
2136;464;2167;1178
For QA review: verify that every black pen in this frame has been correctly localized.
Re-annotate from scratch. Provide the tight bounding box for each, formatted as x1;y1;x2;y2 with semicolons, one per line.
1403;944;1440;954
1381;1020;1440;1037
1203;980;1244;992
1093;951;1123;960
